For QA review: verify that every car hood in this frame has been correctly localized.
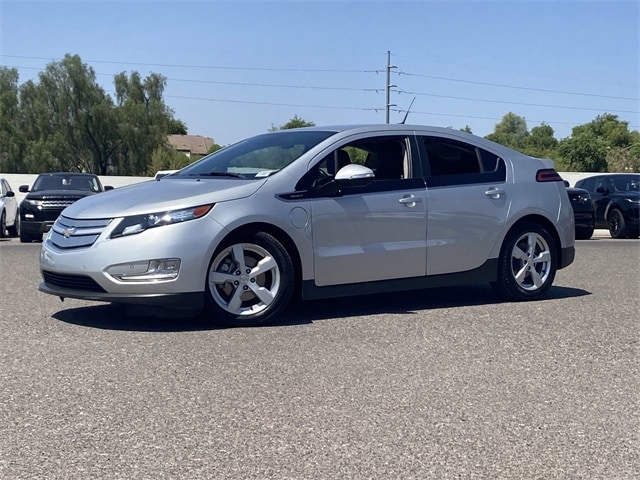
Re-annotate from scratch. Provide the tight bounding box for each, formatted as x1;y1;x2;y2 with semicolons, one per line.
24;189;100;201
63;177;268;218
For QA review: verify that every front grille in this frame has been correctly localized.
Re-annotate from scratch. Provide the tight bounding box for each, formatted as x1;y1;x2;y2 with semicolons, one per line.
50;215;113;249
41;199;77;208
42;271;107;293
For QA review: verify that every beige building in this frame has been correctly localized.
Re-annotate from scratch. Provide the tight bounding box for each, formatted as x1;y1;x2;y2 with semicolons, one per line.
167;134;215;158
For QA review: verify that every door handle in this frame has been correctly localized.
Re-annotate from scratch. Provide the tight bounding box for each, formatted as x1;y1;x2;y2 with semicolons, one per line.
399;195;422;207
484;188;505;199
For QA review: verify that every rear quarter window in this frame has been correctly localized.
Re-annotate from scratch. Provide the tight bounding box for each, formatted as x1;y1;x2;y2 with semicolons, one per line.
420;136;506;187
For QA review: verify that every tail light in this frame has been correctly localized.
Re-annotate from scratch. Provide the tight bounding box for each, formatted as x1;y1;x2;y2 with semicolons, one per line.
536;169;563;182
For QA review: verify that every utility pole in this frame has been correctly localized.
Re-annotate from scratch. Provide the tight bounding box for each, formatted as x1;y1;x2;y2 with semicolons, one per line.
386;50;397;124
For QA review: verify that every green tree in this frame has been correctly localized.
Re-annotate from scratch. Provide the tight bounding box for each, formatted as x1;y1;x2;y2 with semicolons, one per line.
16;55;118;174
572;113;633;148
606;144;640;172
269;115;315;131
0;67;23;172
113;71;183;175
557;132;609;172
485;112;529;150
523;123;558;159
460;125;473;134
146;146;192;176
207;143;224;154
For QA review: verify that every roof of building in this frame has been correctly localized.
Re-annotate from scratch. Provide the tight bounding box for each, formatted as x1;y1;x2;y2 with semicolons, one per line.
167;135;215;155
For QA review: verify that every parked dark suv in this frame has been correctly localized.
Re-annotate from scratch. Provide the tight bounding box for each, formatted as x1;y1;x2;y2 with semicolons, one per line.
574;174;640;238
564;181;595;240
19;172;112;243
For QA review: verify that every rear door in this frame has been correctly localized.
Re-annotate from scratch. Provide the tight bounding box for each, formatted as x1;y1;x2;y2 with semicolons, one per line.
417;135;511;275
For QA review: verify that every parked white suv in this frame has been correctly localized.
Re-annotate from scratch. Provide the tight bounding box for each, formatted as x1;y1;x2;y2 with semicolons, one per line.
39;125;575;327
0;177;19;238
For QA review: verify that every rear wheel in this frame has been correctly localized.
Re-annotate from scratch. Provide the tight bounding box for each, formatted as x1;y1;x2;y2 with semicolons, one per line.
7;212;20;237
493;222;557;301
204;232;294;327
608;208;627;239
575;227;594;240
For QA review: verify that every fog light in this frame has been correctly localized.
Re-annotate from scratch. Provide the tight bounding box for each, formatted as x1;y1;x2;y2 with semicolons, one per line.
111;258;181;282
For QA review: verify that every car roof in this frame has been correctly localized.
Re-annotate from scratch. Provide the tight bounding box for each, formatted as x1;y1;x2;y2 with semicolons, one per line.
37;172;98;177
287;123;529;159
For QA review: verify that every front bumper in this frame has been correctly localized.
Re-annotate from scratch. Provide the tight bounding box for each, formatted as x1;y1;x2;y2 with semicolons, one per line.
38;281;204;308
21;220;55;235
39;213;228;305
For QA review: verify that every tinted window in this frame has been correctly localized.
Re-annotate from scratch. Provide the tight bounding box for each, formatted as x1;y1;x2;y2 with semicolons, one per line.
420;136;506;186
297;135;424;194
579;178;595;192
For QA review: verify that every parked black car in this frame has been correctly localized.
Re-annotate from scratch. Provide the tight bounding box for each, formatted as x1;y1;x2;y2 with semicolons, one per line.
564;182;595;240
19;172;112;243
574;174;640;239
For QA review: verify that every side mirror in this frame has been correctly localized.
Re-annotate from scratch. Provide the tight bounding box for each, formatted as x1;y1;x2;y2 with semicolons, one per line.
314;164;376;196
563;180;569;187
19;185;29;193
596;187;608;195
334;164;375;187
5;191;15;197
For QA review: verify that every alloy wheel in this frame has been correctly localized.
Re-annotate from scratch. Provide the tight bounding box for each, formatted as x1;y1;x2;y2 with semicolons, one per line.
510;232;552;292
208;242;282;316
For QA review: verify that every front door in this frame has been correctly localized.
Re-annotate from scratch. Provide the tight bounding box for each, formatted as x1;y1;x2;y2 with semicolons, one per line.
309;134;428;287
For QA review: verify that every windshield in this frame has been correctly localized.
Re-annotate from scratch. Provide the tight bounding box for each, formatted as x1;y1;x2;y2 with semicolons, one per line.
611;175;640;192
32;175;101;192
176;130;336;179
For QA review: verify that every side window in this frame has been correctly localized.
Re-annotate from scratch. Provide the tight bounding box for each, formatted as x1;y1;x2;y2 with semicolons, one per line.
296;135;424;194
421;136;506;186
580;178;594;192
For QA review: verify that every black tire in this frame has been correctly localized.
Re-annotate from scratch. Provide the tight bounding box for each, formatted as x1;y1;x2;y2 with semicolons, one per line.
7;212;20;237
492;222;557;301
203;231;294;327
19;230;37;243
0;211;6;238
608;208;627;239
575;227;594;240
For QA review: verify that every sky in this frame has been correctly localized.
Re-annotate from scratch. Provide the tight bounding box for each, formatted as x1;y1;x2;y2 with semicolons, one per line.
1;0;638;146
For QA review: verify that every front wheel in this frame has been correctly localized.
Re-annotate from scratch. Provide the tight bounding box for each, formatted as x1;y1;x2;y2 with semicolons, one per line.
492;223;557;301
204;232;294;327
608;209;627;239
7;213;20;237
0;212;6;238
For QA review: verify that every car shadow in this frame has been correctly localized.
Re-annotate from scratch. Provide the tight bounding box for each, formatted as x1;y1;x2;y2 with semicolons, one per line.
52;284;590;332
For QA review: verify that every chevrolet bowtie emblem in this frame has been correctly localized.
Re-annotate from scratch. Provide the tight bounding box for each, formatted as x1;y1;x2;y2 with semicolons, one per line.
62;227;75;238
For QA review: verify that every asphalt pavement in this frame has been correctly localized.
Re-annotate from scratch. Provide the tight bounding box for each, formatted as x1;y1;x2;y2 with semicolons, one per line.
0;236;638;479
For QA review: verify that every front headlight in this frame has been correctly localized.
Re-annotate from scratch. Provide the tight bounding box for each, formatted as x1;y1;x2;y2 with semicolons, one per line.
110;204;213;238
624;198;640;204
577;193;591;203
25;199;43;206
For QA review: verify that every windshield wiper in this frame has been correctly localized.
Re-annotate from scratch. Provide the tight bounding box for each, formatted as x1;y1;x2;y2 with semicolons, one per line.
190;171;244;178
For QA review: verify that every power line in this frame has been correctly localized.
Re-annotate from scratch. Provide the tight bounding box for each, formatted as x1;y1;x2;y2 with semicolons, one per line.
394;69;639;101
3;53;636;101
0;54;373;74
391;53;638;90
3;57;638;131
3;63;382;94
395;89;640;114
